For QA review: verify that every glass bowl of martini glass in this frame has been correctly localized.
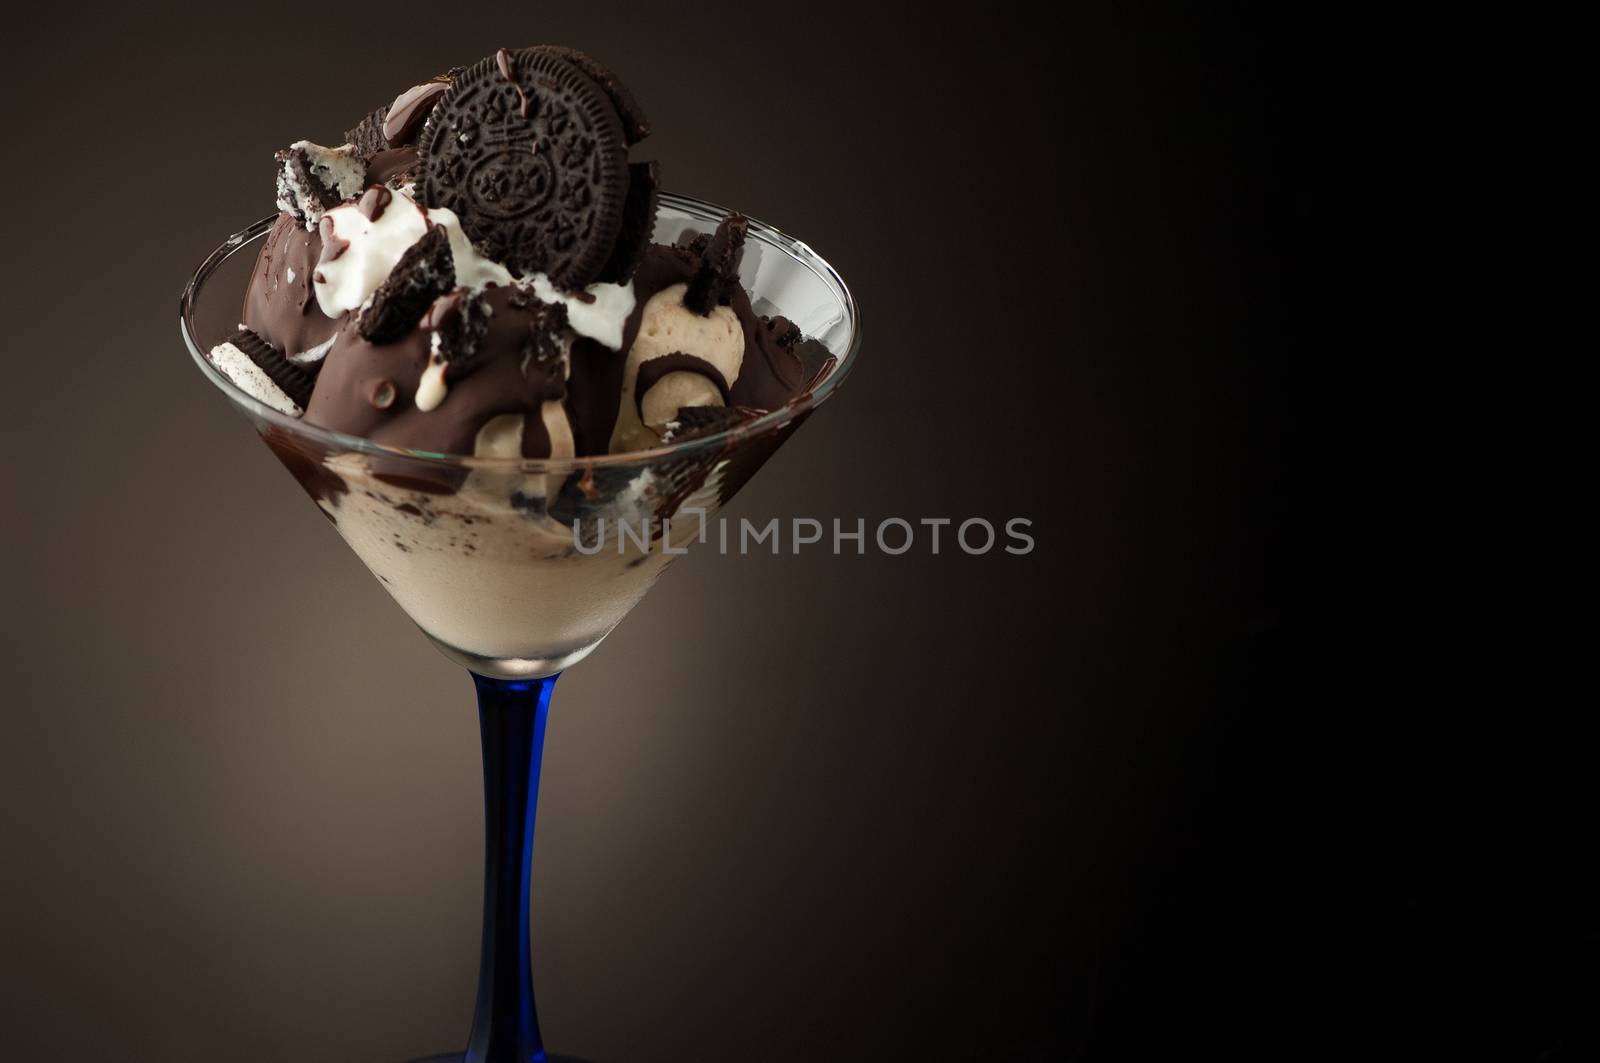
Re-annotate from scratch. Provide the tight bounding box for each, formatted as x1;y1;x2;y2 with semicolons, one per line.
180;192;859;1063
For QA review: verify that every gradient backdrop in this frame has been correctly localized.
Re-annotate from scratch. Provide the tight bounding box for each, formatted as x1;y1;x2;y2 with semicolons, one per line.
0;3;1414;1061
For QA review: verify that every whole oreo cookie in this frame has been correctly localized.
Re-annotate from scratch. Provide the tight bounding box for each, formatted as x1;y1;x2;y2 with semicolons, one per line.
418;48;629;288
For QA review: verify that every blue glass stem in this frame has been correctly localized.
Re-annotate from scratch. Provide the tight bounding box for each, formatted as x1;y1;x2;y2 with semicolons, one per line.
466;672;559;1063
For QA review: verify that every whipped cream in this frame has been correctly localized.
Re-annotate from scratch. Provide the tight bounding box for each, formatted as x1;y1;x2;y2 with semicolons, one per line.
313;192;512;317
527;273;635;350
288;335;335;366
312;188;637;370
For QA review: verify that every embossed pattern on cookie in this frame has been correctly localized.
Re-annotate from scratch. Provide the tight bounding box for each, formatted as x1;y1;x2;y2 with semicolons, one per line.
417;48;629;288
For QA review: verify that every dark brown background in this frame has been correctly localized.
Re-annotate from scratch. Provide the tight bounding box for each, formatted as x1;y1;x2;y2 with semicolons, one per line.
0;3;1476;1062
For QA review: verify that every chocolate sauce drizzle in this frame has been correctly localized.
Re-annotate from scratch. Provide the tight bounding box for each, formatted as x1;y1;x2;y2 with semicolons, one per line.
317;216;349;263
494;48;533;118
357;185;393;222
382;81;451;147
634;353;732;412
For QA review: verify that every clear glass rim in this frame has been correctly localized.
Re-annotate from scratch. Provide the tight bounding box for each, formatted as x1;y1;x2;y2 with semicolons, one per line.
179;191;862;471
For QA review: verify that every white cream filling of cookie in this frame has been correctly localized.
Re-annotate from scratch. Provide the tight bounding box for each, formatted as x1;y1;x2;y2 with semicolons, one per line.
207;341;303;417
276;141;366;228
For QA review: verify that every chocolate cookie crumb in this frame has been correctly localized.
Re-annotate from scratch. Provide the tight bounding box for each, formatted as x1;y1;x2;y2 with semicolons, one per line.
661;403;761;443
356;226;456;344
683;213;748;315
424;289;491;365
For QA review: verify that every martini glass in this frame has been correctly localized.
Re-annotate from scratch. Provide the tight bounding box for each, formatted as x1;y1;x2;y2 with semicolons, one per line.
180;192;860;1063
